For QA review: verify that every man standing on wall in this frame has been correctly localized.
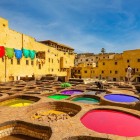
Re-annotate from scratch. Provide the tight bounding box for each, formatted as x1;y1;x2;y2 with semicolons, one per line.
126;65;132;83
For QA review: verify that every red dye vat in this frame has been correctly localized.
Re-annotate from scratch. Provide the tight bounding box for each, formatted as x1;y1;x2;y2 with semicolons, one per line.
81;109;140;137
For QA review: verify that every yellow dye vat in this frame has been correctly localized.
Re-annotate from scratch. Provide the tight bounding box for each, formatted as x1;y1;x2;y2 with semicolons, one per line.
31;110;70;121
0;99;34;107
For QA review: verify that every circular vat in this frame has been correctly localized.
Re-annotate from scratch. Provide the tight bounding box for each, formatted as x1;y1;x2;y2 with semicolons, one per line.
0;95;40;107
135;85;140;92
84;90;97;95
61;89;84;95
0;87;11;90
14;85;25;88
71;95;100;104
47;94;70;100
10;88;23;92
104;94;139;103
41;88;55;94
63;136;110;140
25;86;37;89
81;109;140;137
29;102;81;123
24;91;41;95
0;120;52;139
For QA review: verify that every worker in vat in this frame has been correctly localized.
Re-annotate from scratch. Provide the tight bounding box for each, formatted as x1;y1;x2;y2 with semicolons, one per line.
126;65;132;84
95;81;104;89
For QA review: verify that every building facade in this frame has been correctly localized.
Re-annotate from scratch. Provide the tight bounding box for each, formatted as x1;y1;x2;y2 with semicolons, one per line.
0;17;75;82
72;50;140;82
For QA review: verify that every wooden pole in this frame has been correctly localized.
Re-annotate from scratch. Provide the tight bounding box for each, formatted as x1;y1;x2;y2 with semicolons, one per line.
5;56;6;82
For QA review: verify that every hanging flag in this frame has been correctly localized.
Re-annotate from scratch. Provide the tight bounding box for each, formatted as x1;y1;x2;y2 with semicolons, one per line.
23;48;30;58
29;50;36;60
5;47;14;59
14;49;22;59
0;46;5;58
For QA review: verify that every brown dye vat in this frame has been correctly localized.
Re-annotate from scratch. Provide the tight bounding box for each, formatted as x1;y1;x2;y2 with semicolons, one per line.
25;86;36;89
11;88;23;92
14;85;25;88
0;87;11;90
24;91;41;95
0;121;52;140
2;134;40;140
54;87;65;92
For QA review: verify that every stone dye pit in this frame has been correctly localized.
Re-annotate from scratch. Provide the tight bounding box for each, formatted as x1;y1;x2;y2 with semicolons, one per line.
47;94;70;100
104;94;139;103
0;121;52;139
72;97;99;104
29;102;81;123
31;110;71;122
81;109;140;137
0;99;34;107
61;89;84;95
0;96;40;107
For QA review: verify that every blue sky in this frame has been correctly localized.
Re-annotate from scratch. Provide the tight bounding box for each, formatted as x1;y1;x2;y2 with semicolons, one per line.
0;0;140;53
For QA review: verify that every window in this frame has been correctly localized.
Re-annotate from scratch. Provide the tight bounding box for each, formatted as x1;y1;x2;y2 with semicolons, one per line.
103;62;105;65
110;70;112;73
137;59;140;62
26;60;29;65
78;70;80;74
96;57;98;59
120;77;123;80
92;70;95;73
58;69;59;71
115;71;118;74
48;58;50;62
125;68;127;72
17;59;20;65
127;60;130;63
31;61;34;65
2;57;4;62
66;61;67;64
11;59;13;64
84;70;87;73
102;70;104;74
39;64;41;69
52;59;53;63
86;59;88;61
52;69;53;72
115;62;117;65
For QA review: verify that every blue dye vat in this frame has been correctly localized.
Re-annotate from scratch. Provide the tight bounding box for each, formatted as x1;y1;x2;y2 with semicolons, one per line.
104;94;139;103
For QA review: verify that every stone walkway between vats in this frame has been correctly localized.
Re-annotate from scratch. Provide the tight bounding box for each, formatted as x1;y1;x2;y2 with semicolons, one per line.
0;80;139;140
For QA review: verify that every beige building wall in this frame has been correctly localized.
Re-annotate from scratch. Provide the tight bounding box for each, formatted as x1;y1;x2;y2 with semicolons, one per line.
0;17;75;82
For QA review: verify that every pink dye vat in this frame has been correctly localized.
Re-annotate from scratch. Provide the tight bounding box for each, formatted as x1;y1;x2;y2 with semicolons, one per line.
81;109;140;137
